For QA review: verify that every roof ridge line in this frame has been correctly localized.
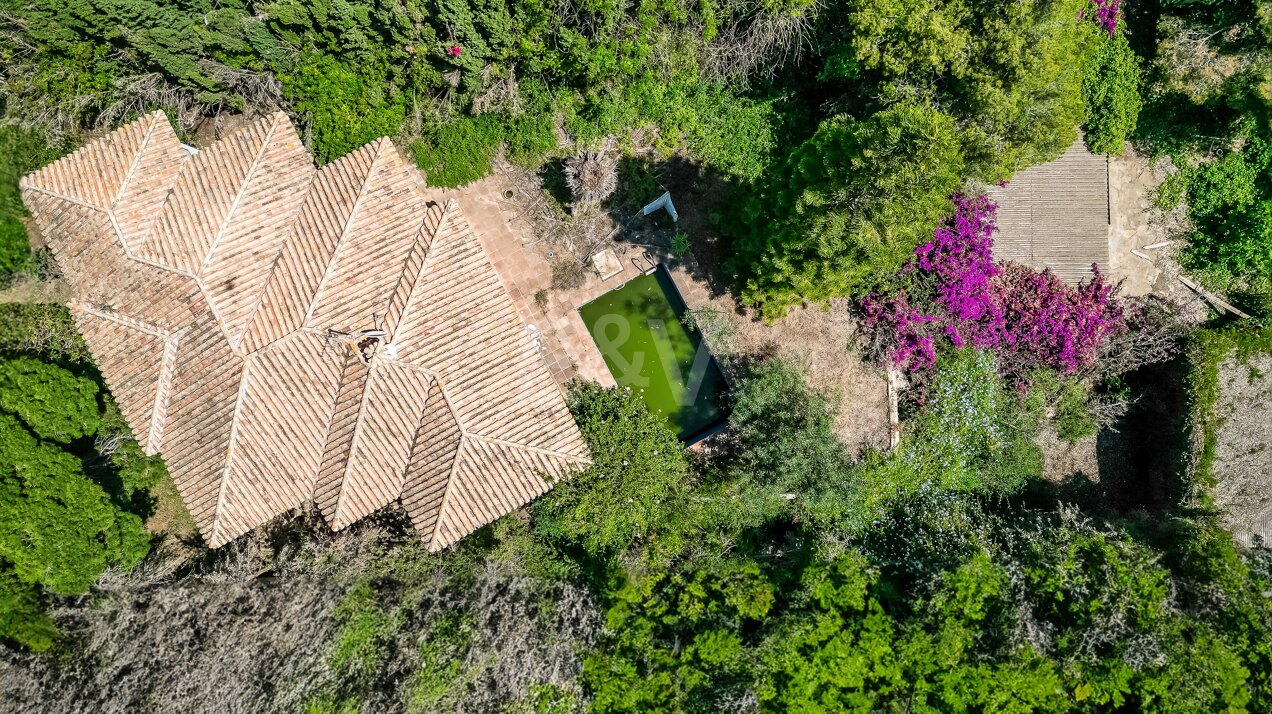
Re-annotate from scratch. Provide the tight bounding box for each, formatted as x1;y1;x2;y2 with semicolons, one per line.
131;119;197;254
31;184;231;342
300;138;391;329
196;113;283;277
385;372;439;505
427;433;470;552
375;356;441;382
462;432;590;464
100;115;166;259
18;111;159;196
330;359;380;529
22;184;102;213
384;200;454;342
310;350;360;502
71;301;175;340
120;239;242;343
145;331;181;455
111;112;161;215
234;168;322;353
208;352;255;547
24;183;141;263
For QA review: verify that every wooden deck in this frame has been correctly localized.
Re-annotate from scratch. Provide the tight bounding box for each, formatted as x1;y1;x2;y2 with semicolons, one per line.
987;140;1111;283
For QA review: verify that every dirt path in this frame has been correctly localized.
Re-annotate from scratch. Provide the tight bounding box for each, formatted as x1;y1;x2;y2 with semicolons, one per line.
1212;354;1272;547
0;278;69;305
1108;149;1210;320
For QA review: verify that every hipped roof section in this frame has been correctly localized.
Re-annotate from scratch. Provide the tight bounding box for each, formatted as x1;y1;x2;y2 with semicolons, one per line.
20;111;588;549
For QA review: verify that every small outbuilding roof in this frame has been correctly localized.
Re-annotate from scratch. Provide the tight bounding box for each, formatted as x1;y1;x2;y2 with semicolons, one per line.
987;140;1111;284
21;111;588;549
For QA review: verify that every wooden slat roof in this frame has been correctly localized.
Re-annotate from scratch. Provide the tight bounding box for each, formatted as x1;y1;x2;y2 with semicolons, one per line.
987;140;1111;284
21;112;588;550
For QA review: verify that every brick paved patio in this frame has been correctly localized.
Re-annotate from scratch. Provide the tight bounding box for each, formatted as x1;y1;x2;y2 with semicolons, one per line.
451;176;715;392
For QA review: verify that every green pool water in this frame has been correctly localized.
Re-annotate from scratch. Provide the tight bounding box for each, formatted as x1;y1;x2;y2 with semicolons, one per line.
580;267;726;441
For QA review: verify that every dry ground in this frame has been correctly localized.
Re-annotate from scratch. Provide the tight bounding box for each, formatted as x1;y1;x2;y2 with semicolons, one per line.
1211;354;1272;548
466;158;891;452
1108;149;1212;321
693;295;890;454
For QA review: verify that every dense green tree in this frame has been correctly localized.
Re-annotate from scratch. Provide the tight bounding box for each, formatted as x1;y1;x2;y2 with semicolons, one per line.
281;52;410;164
0;415;149;595
738;102;965;314
0;357;100;442
830;0;1099;179
533;383;690;556
756;552;908;710
0;569;58;651
1083;31;1143;156
584;559;774;713
1155;124;1272;303
949;0;1098;179
843;0;972;78
723;358;854;524
1135;0;1272;310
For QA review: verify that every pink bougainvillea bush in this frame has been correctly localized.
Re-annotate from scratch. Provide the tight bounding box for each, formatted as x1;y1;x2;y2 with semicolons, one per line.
1082;0;1122;36
860;194;1126;382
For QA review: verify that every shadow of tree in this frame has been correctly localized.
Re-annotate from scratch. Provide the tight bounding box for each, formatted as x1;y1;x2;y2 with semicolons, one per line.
537;158;572;212
1016;356;1191;540
599;154;752;306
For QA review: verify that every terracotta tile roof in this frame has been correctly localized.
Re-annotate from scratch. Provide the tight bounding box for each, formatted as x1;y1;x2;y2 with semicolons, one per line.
20;111;588;549
987;140;1111;284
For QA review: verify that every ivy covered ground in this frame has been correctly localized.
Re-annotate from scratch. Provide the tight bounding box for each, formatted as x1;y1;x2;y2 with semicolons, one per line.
1;0;1271;711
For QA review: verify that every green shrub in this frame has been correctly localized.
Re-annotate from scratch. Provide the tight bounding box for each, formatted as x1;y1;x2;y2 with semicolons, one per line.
0;414;149;596
329;582;404;686
0;219;31;281
503;109;559;166
533;383;690;555
408;614;477;709
584;559;774;712
0;305;93;363
98;400;167;507
0;569;57;651
411;114;503;187
726;358;850;518
843;351;1042;529
1082;31;1143;156
282;53;409;164
0;357;99;443
909;349;1043;494
670;232;690;257
0;126;53;283
502;82;562;166
1175;130;1272;299
1054;379;1098;441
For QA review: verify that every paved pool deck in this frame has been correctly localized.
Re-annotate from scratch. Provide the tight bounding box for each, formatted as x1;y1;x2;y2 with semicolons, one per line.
448;176;712;392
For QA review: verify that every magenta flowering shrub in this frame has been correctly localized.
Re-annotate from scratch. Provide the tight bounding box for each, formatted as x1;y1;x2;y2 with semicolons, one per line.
860;292;939;369
912;193;1004;347
860;194;1126;380
1083;0;1122;36
995;263;1124;375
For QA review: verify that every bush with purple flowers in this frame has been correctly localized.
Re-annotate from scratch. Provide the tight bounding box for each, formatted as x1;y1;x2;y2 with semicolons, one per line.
1083;0;1122;36
860;194;1126;382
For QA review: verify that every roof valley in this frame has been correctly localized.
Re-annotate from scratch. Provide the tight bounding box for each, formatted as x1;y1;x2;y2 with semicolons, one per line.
20;112;590;551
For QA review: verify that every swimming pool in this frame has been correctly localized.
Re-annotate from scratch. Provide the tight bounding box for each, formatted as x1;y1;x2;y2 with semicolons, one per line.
579;266;726;441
